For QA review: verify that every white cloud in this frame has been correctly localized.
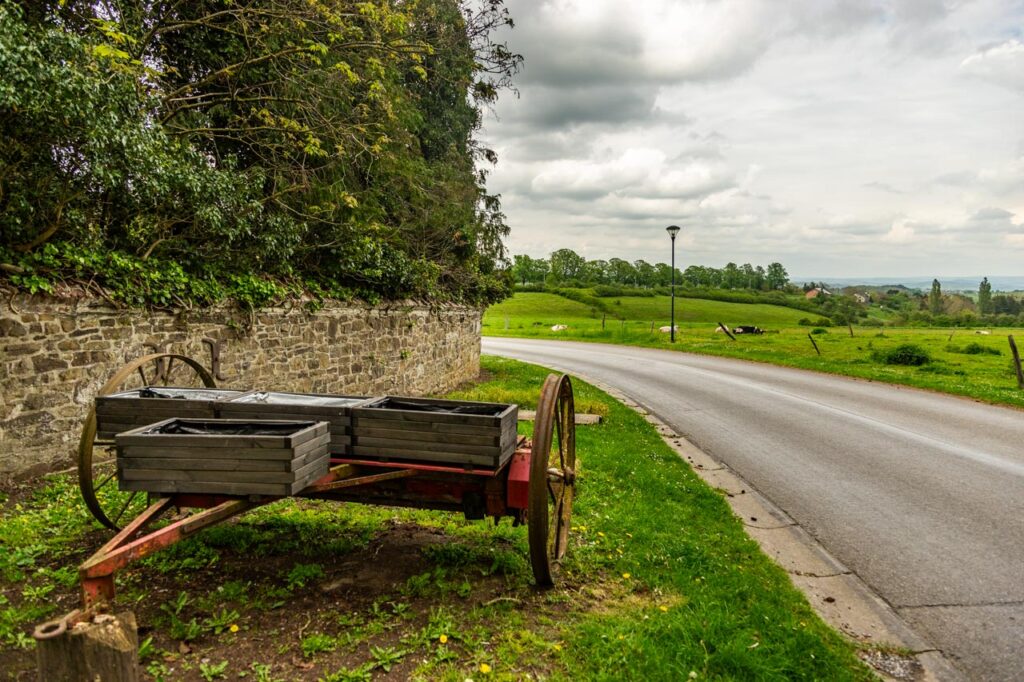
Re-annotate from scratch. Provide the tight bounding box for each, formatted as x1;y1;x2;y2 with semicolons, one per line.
960;40;1024;93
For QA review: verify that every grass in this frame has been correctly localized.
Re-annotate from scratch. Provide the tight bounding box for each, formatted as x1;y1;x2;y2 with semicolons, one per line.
0;356;877;680
485;292;1024;410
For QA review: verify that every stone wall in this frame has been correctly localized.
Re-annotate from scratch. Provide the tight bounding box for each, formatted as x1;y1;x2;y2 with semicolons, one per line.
0;295;481;476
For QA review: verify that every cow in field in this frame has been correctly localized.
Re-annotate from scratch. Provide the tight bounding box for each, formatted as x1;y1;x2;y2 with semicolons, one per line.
733;325;765;335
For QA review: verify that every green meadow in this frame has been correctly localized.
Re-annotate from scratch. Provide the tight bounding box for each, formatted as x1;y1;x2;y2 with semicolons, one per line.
484;292;1024;410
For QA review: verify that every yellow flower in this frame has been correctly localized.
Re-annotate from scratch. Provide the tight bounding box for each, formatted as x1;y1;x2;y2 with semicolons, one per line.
479;663;492;674
617;634;625;640
659;606;669;612
439;634;448;644
597;531;605;538
229;624;239;633
622;572;631;579
553;643;562;651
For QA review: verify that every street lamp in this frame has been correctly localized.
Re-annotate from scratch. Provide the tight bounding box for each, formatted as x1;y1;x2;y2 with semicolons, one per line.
666;225;681;343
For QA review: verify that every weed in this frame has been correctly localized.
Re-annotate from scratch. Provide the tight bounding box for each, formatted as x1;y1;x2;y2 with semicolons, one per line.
168;616;202;642
138;636;156;660
199;659;229;681
301;632;337;658
369;645;407;672
203;608;240;635
249;662;281;682
285;562;324;590
319;663;374;682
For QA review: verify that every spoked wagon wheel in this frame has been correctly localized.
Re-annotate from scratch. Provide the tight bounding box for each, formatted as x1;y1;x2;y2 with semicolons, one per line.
78;353;216;530
529;373;577;587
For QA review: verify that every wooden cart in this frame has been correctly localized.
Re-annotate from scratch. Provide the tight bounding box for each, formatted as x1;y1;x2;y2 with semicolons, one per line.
48;353;576;636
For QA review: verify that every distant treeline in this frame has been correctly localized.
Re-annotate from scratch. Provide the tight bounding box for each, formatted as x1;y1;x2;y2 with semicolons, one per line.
512;249;791;291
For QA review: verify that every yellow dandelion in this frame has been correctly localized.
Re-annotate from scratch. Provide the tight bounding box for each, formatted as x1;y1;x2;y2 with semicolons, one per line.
439;634;448;644
229;624;239;633
597;531;605;538
553;643;562;651
479;663;492;674
617;634;625;640
659;606;669;612
622;572;631;579
616;548;623;554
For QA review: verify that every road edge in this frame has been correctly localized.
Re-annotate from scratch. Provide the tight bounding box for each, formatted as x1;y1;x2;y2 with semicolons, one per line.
553;363;967;682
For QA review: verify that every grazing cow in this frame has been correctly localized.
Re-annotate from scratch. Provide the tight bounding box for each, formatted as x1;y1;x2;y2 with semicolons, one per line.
659;325;678;333
550;324;568;332
733;325;765;335
975;330;992;335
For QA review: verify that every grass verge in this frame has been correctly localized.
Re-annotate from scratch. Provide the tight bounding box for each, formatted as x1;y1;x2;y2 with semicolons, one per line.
485;292;1024;410
1;356;873;680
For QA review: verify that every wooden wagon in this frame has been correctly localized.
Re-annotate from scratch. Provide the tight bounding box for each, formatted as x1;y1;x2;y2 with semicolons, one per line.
39;352;577;644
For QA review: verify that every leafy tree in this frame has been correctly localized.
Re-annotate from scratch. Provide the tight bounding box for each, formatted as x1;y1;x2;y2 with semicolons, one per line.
633;260;656;287
721;262;743;289
511;255;547;285
929;279;943;315
582;259;609;284
548;248;585;283
977;277;993;315
1;0;521;305
608;258;637;286
766;262;789;290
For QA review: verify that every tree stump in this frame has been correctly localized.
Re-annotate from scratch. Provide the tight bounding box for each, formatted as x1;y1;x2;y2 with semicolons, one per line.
36;611;140;682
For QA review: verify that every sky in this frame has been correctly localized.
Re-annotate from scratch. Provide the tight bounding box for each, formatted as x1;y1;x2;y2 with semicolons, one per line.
479;0;1024;278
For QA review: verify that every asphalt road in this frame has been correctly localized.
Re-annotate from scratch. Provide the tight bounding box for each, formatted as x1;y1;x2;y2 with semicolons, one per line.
483;337;1024;681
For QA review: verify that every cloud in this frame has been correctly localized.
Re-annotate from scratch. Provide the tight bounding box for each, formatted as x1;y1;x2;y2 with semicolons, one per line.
882;219;917;244
481;0;1024;276
960;40;1024;92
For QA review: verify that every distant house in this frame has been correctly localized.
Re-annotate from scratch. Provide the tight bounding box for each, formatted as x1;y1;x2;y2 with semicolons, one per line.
805;287;832;299
852;292;870;304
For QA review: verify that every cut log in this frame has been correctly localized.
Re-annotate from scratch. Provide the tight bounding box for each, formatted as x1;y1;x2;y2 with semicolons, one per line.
36;611;140;682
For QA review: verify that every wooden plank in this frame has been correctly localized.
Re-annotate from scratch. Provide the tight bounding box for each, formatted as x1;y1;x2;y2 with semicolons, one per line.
349;416;497;436
119;479;293;496
353;405;501;427
349;445;499;468
115;420;328;449
354;436;501;457
120;456;327;484
118;447;325;473
219;406;352;426
120;433;330;461
353;427;498;447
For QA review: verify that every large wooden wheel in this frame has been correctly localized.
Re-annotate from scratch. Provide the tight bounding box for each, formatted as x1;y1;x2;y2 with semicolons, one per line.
528;373;576;587
78;353;216;530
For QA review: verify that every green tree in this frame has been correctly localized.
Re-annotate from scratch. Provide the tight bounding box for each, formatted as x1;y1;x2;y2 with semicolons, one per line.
1;0;521;305
608;258;637;286
929;279;943;315
633;260;656;287
548;248;585;283
766;262;789;290
511;255;547;285
977;277;993;315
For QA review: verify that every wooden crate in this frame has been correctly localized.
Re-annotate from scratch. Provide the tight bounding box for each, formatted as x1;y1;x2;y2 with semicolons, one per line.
95;387;243;440
115;418;330;496
350;397;518;468
217;391;373;455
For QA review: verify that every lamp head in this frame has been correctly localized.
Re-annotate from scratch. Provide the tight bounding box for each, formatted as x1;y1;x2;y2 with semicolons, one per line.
666;225;681;240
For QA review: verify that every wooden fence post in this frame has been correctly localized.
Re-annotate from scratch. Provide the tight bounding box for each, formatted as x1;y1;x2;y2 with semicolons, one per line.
36;611;141;682
602;313;606;330
1009;335;1024;389
808;333;821;356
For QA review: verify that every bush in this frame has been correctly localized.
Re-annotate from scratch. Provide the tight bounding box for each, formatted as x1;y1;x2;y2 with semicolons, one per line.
876;344;931;366
810;328;828;335
860;318;884;327
592;285;655;298
946;342;1001;356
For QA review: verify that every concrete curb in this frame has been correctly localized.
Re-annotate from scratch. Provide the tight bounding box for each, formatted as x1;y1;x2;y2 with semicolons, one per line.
555;367;967;682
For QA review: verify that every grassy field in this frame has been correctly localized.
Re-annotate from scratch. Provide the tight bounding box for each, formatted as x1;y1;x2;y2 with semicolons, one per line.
485;292;1024;410
0;357;876;681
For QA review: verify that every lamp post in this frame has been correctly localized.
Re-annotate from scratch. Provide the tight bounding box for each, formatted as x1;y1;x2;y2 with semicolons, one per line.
666;225;681;343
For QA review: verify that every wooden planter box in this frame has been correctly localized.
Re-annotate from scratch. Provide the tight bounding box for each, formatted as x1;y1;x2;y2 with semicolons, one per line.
115;418;330;496
217;391;372;455
351;397;518;469
95;387;243;440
